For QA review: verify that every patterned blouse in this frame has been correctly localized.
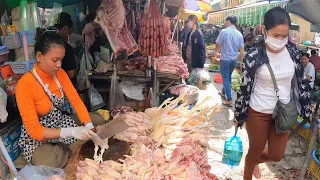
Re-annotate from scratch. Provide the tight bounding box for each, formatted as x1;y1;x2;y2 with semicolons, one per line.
235;39;312;127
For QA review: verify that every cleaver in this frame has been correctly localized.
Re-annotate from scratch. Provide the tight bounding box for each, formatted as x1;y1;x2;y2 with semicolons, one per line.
96;119;131;139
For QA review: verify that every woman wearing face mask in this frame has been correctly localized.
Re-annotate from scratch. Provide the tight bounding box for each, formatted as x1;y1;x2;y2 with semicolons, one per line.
234;7;311;180
182;15;206;73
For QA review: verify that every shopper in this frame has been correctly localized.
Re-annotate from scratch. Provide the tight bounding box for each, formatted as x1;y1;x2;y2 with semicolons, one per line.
180;20;191;44
15;31;105;168
215;15;245;107
302;53;315;89
182;15;206;73
234;7;311;180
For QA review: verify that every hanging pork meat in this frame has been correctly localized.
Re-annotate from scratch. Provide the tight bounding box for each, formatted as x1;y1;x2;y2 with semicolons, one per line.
96;0;138;56
138;0;170;58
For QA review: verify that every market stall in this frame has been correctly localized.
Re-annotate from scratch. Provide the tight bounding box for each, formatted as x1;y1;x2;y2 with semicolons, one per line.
65;95;218;179
0;0;204;179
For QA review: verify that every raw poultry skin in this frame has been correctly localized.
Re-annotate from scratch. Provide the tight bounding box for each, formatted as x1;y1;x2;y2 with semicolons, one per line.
93;138;109;163
76;95;217;179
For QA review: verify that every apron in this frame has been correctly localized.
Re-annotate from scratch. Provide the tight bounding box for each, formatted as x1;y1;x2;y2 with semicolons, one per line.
18;68;78;163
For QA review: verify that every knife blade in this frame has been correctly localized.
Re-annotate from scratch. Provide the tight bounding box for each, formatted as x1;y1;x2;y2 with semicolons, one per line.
96;119;131;139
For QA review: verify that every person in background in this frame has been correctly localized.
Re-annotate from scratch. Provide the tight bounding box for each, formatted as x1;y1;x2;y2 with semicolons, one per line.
180;20;191;44
309;50;320;71
235;7;311;180
309;50;320;86
54;12;77;81
15;31;105;168
302;53;315;89
182;15;206;73
215;15;245;107
82;13;109;58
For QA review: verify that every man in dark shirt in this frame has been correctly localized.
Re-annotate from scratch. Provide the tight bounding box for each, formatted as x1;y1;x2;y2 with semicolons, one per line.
55;12;77;82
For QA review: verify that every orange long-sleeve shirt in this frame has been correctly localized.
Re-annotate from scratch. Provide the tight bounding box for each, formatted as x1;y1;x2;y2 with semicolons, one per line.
16;64;91;141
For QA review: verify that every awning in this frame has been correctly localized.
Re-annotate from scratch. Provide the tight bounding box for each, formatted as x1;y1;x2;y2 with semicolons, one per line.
286;0;320;32
208;1;284;25
179;9;205;22
5;0;82;9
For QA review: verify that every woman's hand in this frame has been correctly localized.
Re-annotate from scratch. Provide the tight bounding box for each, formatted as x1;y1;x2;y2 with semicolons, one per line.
233;121;242;130
60;127;95;140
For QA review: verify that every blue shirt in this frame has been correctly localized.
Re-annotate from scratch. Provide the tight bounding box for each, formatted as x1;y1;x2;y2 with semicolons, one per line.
216;26;244;61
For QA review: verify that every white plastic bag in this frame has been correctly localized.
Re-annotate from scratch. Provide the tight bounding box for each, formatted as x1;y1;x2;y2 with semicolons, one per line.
197;69;211;82
18;165;65;180
109;70;125;110
0;88;8;123
88;85;105;111
77;46;93;91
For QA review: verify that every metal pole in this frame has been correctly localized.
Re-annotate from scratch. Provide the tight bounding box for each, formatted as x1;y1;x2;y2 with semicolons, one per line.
0;138;18;174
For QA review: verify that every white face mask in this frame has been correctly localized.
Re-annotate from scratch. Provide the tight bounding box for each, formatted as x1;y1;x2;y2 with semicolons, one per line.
265;34;288;51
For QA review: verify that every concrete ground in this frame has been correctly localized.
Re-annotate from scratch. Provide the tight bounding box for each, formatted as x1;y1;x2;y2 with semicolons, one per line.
199;62;317;180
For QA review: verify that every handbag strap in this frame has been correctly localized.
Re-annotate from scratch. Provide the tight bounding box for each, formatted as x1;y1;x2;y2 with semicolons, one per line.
266;62;280;98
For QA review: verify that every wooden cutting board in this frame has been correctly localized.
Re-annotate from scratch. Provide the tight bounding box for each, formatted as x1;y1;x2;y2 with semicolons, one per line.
79;138;130;162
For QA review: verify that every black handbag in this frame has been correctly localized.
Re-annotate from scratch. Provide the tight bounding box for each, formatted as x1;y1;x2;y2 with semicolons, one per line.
266;62;298;134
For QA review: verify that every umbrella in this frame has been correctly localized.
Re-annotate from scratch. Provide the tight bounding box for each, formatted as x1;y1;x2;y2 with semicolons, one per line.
286;0;320;27
185;0;213;12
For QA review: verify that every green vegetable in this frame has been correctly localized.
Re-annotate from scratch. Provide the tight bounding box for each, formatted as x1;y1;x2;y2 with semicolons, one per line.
209;64;219;71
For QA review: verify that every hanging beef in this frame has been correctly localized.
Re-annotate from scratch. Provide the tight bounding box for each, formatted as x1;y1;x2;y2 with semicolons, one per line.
96;0;138;56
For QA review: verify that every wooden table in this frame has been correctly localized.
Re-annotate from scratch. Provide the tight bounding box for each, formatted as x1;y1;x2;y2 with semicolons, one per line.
88;70;182;107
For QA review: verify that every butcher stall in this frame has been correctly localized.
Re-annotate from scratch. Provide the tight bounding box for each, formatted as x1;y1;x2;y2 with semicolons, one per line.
86;0;189;110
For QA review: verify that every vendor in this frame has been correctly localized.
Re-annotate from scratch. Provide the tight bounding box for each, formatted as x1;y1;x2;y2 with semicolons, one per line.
302;53;315;89
54;12;77;82
182;15;206;73
15;31;105;168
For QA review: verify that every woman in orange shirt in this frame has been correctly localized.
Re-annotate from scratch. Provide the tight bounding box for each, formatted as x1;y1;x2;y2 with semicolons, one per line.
15;31;104;168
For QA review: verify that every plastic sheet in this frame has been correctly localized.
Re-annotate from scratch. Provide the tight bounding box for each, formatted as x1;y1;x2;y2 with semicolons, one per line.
47;3;62;27
109;70;125;110
18;165;65;180
88;85;105;111
187;68;211;86
0;88;8;123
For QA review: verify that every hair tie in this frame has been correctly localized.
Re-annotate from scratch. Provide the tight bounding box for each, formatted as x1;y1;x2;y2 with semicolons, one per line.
41;28;59;36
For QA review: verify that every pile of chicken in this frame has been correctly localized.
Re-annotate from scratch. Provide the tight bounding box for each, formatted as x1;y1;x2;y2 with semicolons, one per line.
113;111;153;143
76;95;217;179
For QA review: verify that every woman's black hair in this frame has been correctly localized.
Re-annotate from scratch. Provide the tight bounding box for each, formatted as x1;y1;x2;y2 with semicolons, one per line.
54;12;73;30
35;28;65;55
302;52;310;58
86;13;96;23
188;15;198;26
264;7;291;31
